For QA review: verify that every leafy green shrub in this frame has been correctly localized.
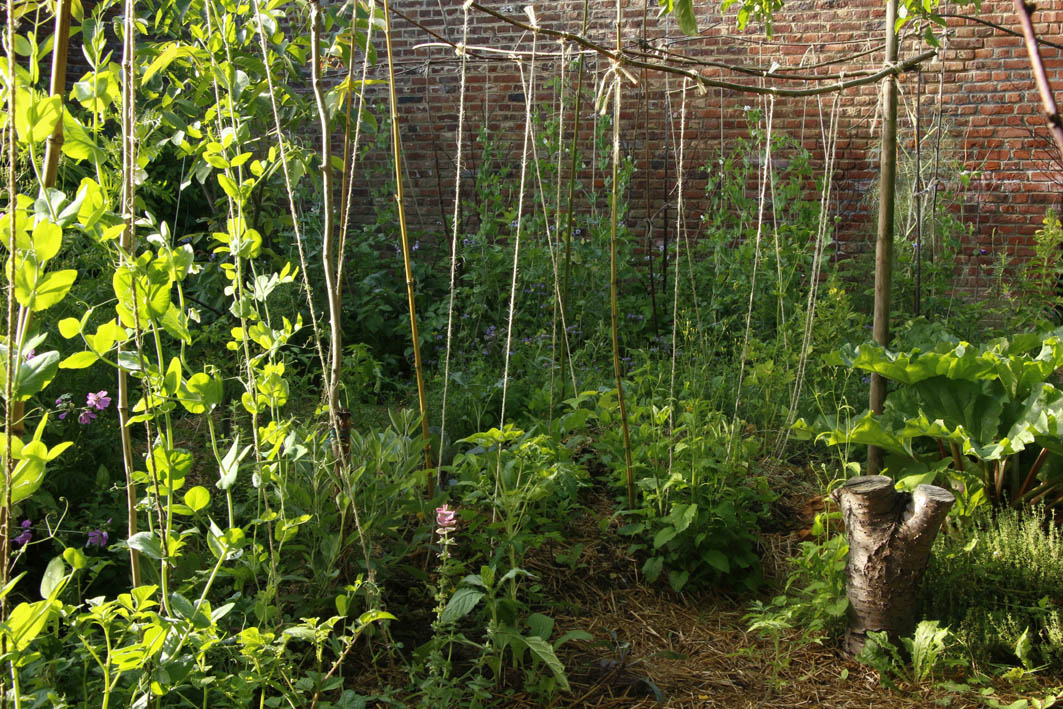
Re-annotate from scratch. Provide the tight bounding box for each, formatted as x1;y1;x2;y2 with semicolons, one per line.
590;383;773;592
922;504;1063;670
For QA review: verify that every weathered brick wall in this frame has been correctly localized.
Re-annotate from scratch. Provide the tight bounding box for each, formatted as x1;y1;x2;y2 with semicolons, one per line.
354;0;1062;296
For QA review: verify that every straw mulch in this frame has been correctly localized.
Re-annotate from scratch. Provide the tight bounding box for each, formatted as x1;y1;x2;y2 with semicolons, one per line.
504;486;1057;708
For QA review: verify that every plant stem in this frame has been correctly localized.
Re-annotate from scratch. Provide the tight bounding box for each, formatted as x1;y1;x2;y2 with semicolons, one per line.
308;0;344;468
558;0;591;403
383;0;434;492
118;0;142;589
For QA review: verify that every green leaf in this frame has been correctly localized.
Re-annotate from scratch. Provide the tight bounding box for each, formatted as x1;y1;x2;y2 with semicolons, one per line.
31;269;77;312
703;549;730;573
59;351;99;369
672;0;697;35
13;350;60;400
39;556;66;599
642;555;664;583
217;174;241;203
522;635;570;691
440;587;484;624
75;179;107;230
653;525;677;549
15;93;62;144
178;371;223;414
5;599;59;651
526;612;554;641
183;486;210;513
58;317;83;338
217;435;248;490
63;547;88;570
61;112;104;163
163;356;182;396
668;569;690;592
553;629;594;649
31;221;62;262
128;532;165;560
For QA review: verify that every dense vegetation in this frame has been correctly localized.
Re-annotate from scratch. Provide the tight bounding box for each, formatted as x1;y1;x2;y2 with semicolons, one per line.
2;0;1063;706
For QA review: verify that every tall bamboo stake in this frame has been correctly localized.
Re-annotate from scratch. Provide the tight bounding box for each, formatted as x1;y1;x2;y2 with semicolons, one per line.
610;14;636;508
10;0;73;441
868;0;899;475
40;0;72;189
383;0;433;492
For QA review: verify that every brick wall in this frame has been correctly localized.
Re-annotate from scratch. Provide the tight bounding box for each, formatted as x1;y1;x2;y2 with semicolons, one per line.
352;0;1063;297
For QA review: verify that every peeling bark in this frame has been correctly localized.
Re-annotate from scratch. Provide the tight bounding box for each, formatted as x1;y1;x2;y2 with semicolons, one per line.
833;475;955;656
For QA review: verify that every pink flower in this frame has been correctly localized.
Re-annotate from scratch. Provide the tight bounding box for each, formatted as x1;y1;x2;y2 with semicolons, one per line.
78;410;97;425
86;390;111;411
435;504;458;533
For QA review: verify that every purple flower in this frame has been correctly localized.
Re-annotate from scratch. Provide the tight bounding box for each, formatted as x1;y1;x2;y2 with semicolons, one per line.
85;530;108;548
86;390;111;411
979;248;989;256
22;348;35;362
78;410;97;425
56;393;73;419
14;519;31;547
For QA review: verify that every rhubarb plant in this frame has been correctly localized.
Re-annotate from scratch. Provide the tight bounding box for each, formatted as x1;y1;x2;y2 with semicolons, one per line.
796;328;1063;509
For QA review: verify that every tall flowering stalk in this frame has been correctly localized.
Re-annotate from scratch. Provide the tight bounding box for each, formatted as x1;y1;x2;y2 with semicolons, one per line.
423;504;460;695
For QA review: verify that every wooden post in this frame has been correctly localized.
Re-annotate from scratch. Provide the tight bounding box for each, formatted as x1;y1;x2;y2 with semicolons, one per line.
868;0;899;475
833;476;954;656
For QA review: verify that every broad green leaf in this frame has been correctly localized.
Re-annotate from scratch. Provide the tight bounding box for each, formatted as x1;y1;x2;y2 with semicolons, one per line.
63;547;88;570
653;525;677;549
440;587;484;624
127;532;164;560
672;0;697;35
15;92;62;143
521;634;570;691
5;599;59;651
59;351;98;369
147;445;193;492
642;555;664;583
216;174;241;203
179;370;223;414
13;350;60;400
31;221;62;262
703;549;730;573
143;43;196;84
39;556;66;599
183;486;210;512
357;610;396;625
668;569;690;592
58;316;83;338
61;112;104;163
526;612;554;641
75;178;107;229
31;269;78;311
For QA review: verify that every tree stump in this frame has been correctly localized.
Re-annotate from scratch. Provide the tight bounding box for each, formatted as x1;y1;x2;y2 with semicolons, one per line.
832;475;955;656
